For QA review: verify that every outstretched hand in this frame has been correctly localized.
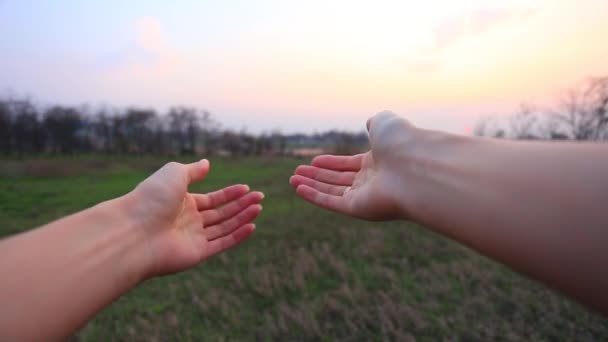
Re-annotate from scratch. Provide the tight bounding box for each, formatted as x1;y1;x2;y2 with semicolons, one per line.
290;111;414;221
129;160;263;277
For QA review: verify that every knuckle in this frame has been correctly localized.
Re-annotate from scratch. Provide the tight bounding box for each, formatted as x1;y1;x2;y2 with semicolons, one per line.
237;194;250;205
217;206;228;218
164;161;182;172
218;222;231;234
237;209;249;220
322;170;334;180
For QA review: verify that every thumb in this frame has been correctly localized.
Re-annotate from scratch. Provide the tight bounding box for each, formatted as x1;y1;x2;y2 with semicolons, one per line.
367;110;400;134
185;159;210;184
367;110;411;139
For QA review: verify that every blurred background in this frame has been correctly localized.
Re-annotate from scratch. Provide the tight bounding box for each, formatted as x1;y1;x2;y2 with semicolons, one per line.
1;0;607;340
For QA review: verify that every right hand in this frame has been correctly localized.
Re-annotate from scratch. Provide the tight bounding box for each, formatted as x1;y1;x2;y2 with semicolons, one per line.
289;111;416;221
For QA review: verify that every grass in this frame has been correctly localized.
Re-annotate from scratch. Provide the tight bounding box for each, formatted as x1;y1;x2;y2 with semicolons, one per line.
1;156;607;341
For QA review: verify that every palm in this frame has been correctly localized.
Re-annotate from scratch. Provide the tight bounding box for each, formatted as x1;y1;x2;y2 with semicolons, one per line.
290;152;402;220
147;192;207;273
132;161;264;277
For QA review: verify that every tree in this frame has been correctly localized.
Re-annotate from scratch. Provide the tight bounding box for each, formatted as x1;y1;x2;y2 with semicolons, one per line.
221;130;242;157
199;111;219;155
123;108;157;154
168;107;200;154
0;101;12;154
43;106;81;154
10;99;44;155
270;130;287;156
92;108;113;153
554;77;608;140
509;104;539;140
473;76;608;142
111;114;129;154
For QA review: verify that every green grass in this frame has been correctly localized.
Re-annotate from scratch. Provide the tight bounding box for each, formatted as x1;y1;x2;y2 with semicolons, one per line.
1;157;607;341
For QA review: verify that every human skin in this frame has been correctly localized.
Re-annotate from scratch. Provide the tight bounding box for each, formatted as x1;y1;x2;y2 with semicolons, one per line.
0;159;264;340
290;111;608;314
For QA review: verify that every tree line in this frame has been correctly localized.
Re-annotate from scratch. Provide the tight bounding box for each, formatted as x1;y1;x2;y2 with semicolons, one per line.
474;76;608;141
0;100;368;157
9;75;598;157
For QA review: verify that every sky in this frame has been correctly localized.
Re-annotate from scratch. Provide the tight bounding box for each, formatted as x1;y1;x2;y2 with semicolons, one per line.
1;0;607;134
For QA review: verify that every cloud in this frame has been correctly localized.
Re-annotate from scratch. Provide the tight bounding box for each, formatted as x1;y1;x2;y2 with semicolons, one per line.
433;7;538;50
86;16;188;107
96;16;181;76
135;16;164;52
399;6;538;74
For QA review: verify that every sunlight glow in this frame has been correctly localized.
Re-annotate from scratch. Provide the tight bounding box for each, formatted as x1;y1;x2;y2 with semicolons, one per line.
0;0;606;133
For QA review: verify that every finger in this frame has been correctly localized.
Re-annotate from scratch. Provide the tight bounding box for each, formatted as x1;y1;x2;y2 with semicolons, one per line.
296;184;350;214
193;184;250;210
205;223;256;258
294;165;356;186
201;191;264;225
311;154;365;172
289;175;347;196
185;159;210;184
204;204;262;240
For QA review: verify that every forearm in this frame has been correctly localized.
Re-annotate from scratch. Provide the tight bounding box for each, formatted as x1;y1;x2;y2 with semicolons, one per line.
402;130;608;312
0;194;148;340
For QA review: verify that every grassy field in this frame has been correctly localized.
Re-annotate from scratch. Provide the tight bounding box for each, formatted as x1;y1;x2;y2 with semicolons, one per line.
1;156;607;341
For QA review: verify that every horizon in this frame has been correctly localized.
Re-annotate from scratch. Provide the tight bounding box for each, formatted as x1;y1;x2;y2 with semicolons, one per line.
1;0;607;134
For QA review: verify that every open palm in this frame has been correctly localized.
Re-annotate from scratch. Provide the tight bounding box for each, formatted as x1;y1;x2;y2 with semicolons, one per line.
290;111;416;221
290;152;404;221
131;160;263;277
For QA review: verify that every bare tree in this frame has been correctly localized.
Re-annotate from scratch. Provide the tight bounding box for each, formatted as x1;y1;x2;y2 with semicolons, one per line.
91;107;113;153
270;130;287;156
473;76;608;142
221;130;242;157
553;77;608;140
123;108;157;154
536;114;569;140
168;106;201;154
43;106;81;154
199;110;219;155
473;116;507;138
0;101;12;154
509;103;538;140
473;116;491;137
10;99;44;155
254;132;272;156
111;114;129;154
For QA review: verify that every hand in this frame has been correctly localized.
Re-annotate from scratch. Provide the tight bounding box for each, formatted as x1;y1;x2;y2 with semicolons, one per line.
128;160;264;277
290;111;415;221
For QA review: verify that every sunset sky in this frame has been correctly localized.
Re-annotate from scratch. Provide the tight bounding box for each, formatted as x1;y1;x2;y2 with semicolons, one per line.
1;0;607;133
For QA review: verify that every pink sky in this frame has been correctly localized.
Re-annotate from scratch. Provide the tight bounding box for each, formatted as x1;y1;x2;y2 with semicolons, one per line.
1;0;608;133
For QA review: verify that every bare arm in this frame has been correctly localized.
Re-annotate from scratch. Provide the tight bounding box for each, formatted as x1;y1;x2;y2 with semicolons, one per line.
0;159;264;340
291;111;608;314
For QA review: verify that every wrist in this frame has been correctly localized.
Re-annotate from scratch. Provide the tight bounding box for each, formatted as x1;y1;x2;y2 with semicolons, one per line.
391;128;476;221
97;193;152;286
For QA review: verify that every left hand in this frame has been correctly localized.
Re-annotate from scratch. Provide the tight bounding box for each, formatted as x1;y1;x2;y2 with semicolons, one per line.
128;159;264;277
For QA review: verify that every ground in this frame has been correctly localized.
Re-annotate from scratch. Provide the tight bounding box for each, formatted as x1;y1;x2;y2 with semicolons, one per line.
0;156;606;341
